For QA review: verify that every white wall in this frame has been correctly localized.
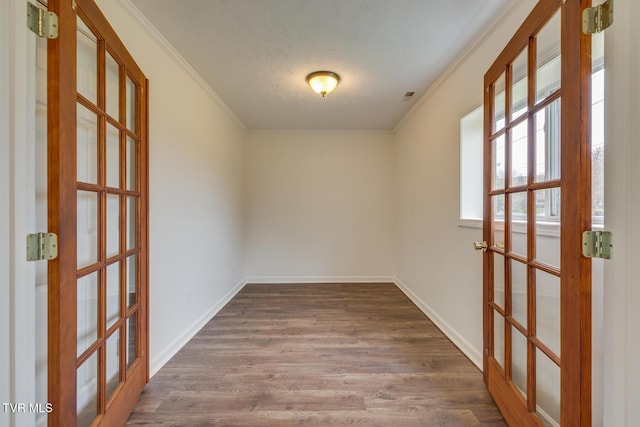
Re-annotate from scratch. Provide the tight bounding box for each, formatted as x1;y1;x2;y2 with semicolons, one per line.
245;132;395;282
393;0;536;369
96;0;247;375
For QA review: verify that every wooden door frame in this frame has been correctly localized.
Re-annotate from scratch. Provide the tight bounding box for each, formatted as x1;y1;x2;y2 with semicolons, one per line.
47;0;149;424
47;1;77;424
482;0;592;425
559;1;592;422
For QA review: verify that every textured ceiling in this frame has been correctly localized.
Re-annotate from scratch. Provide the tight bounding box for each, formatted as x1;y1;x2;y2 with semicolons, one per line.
130;0;510;131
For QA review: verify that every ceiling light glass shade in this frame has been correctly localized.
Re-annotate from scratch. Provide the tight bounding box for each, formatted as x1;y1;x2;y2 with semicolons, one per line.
306;71;340;97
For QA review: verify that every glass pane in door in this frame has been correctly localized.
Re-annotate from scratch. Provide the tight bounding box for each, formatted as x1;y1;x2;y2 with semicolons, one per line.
510;260;528;328
126;76;137;132
535;10;562;103
106;194;121;258
76;352;98;427
126;312;137;369
493;253;505;309
106;329;121;402
106;262;121;330
536;270;560;357
510;120;529;187
535;189;561;269
536;349;561;426
511;328;528;398
126;136;137;191
494;311;506;369
126;255;137;309
77;272;98;357
77;190;98;269
106;123;120;188
492;135;506;190
77;104;98;185
76;17;97;104
510;192;528;256
106;51;120;120
492;194;505;247
126;196;137;250
535;99;561;183
493;72;506;133
511;49;528;120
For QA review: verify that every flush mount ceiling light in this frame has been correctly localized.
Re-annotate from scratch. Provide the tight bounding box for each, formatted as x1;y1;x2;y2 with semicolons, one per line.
306;71;340;97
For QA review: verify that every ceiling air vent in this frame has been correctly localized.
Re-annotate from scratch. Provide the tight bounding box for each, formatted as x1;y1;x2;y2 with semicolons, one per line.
403;91;416;101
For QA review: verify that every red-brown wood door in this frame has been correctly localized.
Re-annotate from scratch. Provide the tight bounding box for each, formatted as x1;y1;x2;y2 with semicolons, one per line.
482;0;592;426
47;0;149;425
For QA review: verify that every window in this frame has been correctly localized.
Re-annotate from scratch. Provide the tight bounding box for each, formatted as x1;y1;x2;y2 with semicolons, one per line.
460;57;604;226
459;106;483;223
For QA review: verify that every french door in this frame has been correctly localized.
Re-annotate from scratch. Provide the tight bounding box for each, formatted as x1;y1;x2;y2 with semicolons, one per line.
47;0;149;425
482;0;592;426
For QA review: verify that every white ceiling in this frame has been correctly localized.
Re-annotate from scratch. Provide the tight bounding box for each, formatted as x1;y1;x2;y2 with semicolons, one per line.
130;0;510;131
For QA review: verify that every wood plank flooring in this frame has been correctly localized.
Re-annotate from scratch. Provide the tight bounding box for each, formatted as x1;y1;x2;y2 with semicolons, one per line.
126;283;506;426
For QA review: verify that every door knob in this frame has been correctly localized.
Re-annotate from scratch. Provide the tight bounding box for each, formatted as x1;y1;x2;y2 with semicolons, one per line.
473;241;488;252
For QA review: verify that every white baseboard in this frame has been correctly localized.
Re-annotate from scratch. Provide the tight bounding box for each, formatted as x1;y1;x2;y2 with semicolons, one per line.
394;277;483;370
149;278;246;377
245;275;395;284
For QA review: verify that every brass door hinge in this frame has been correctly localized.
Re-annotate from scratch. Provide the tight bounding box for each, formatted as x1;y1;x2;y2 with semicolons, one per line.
583;0;614;35
582;230;612;259
26;233;58;261
473;241;488;252
27;2;59;39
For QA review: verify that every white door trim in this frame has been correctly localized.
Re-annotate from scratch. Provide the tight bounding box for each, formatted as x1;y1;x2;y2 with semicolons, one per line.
1;1;13;425
603;0;640;425
2;1;38;426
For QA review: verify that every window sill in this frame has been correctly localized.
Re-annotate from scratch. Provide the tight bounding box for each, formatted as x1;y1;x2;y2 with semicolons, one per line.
459;217;604;237
459;218;482;229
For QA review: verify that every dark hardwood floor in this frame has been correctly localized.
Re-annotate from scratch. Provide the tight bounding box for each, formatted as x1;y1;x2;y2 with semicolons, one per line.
126;283;506;426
